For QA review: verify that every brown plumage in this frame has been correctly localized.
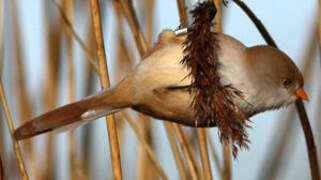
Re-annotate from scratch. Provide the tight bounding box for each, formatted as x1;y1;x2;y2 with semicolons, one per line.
14;29;307;147
14;77;133;140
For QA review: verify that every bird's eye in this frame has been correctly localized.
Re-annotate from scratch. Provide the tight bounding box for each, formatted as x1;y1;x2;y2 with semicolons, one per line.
281;78;292;87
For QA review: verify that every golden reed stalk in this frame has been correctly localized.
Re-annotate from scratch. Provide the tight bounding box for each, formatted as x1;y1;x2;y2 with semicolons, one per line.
0;82;29;180
176;1;213;179
116;0;202;179
89;0;123;179
122;111;168;179
62;0;77;179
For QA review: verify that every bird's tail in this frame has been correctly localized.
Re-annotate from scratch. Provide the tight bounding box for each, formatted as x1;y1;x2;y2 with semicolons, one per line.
14;80;132;140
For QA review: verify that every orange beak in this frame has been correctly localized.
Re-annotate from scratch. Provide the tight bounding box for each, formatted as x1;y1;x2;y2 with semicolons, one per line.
295;89;309;101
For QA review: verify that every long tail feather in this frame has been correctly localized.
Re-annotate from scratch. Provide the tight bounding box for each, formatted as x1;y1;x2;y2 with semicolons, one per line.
14;88;127;140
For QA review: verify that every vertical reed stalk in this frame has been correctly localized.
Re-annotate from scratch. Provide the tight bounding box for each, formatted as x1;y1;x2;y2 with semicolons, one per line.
0;82;28;180
89;0;123;179
55;2;162;178
146;0;155;46
137;114;156;180
176;0;189;27
81;32;96;178
211;0;222;32
62;0;76;179
118;0;148;54
111;1;154;178
185;134;203;177
207;131;223;179
80;17;97;176
215;1;232;179
116;1;201;178
112;0;131;152
122;111;168;180
223;143;231;180
318;0;321;62
197;129;212;179
136;1;156;179
172;124;199;179
175;1;212;178
116;1;195;178
10;0;33;125
210;1;231;179
164;123;187;180
52;0;99;73
0;0;2;74
10;0;34;161
44;1;63;177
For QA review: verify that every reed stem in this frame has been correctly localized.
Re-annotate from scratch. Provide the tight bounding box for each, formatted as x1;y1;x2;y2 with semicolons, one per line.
172;124;199;180
89;0;123;179
118;0;148;55
62;0;76;178
176;0;189;27
164;123;187;180
122;111;168;180
207;130;223;179
0;81;29;180
318;0;321;65
52;0;99;73
197;129;212;179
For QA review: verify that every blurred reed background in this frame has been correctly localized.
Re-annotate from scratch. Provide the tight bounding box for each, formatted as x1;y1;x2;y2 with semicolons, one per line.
0;0;320;179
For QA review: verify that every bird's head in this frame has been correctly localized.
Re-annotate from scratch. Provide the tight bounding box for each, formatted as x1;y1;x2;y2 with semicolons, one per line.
245;45;308;113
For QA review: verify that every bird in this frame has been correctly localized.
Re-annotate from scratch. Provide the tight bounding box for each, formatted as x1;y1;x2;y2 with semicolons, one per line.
13;29;309;140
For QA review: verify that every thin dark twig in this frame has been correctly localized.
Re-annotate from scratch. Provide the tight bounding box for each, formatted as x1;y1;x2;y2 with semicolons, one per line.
295;100;320;180
233;0;320;179
258;108;296;180
232;0;277;48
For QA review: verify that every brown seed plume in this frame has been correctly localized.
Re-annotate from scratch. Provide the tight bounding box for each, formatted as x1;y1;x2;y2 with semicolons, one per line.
181;1;250;157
